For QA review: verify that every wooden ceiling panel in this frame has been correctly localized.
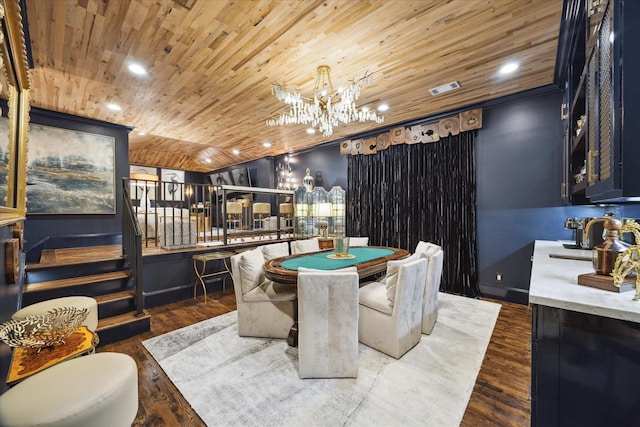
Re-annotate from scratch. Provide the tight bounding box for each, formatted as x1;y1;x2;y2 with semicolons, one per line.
25;0;562;172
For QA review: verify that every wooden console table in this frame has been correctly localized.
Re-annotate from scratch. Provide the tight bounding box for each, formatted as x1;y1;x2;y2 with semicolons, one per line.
7;326;98;385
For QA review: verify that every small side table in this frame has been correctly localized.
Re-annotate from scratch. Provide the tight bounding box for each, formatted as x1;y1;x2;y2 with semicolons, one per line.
193;251;235;302
7;326;98;385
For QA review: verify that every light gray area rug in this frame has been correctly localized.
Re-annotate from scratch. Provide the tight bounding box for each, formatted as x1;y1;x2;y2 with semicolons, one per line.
143;293;501;426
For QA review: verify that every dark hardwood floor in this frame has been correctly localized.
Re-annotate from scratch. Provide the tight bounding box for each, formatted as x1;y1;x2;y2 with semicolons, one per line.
100;291;531;426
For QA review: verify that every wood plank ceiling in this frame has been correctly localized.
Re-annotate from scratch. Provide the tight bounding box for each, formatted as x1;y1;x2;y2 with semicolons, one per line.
25;0;563;173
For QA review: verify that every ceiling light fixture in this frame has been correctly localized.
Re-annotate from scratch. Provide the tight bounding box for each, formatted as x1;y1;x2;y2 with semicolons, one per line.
266;65;384;137
263;142;272;148
128;63;147;76
232;149;240;155
106;103;121;111
377;104;389;112
499;62;519;75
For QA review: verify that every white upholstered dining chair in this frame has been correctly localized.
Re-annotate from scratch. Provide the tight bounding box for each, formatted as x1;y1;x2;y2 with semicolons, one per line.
347;236;369;246
230;248;296;339
290;237;320;255
415;241;444;334
358;257;428;359
259;241;290;260
297;267;359;378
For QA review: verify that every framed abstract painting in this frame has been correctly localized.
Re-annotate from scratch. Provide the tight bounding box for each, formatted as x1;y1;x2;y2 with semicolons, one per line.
27;124;115;214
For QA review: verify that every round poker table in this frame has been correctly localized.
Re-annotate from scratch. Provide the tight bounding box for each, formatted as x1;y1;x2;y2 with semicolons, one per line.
264;246;410;285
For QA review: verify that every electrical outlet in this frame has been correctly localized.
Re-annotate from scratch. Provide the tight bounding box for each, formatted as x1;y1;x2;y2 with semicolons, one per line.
496;273;503;282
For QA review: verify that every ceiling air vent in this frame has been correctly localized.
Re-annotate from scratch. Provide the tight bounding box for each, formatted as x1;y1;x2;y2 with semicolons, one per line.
428;81;461;96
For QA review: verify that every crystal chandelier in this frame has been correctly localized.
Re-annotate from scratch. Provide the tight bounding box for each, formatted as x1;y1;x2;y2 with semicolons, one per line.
266;65;384;137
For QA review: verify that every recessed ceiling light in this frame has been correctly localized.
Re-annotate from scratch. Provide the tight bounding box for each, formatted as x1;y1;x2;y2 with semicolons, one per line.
205;158;212;164
306;128;316;134
138;131;146;136
378;104;389;112
499;61;519;75
263;142;272;148
128;63;147;76
106;103;121;111
232;149;240;155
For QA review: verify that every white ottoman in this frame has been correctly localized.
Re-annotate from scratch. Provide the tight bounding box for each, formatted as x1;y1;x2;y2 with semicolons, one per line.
0;352;138;427
12;296;99;332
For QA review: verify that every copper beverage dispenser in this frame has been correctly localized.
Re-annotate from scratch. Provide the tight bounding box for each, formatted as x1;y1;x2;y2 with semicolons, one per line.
583;213;626;276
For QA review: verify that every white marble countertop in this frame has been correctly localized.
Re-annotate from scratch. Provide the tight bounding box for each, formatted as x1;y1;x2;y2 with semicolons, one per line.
529;240;640;323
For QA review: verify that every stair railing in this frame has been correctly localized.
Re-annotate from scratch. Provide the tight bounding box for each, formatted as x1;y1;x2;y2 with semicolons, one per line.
122;180;144;316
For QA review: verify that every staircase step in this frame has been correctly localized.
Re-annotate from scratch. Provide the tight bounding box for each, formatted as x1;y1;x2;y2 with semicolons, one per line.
25;256;128;284
97;310;151;345
94;290;134;305
24;271;131;294
29;247;124;270
95;291;136;318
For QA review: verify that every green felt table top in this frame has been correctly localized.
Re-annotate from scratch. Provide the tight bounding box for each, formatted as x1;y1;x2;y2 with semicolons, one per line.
280;247;395;271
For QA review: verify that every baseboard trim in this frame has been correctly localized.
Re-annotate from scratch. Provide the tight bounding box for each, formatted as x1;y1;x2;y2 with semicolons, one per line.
144;278;227;308
479;283;529;305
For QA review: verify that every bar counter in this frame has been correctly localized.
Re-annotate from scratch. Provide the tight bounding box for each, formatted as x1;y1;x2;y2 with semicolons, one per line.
529;240;640;427
529;239;640;322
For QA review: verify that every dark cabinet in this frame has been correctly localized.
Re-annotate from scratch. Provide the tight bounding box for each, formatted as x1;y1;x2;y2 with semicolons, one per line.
560;0;640;203
584;0;640;201
559;0;588;204
531;304;640;426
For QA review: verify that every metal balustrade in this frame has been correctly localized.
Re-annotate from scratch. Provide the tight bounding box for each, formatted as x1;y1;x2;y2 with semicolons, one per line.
126;179;295;248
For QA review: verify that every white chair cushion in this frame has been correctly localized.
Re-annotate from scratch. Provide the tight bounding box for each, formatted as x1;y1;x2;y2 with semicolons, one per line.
238;248;265;294
290;238;320;254
385;254;418;305
415;241;441;258
348;237;369;246
243;279;297;302
359;280;393;315
260;242;290;260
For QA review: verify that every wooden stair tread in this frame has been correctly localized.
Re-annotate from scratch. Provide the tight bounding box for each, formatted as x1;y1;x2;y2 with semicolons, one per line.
27;254;125;271
24;271;131;293
94;291;135;304
98;310;150;330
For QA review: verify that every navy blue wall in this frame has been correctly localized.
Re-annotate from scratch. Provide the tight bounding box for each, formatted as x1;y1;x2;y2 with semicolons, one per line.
279;144;348;191
476;90;640;302
23;108;131;251
222;144;348;192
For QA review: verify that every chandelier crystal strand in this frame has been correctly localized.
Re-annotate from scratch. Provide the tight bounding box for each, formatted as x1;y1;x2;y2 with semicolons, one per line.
266;65;383;137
